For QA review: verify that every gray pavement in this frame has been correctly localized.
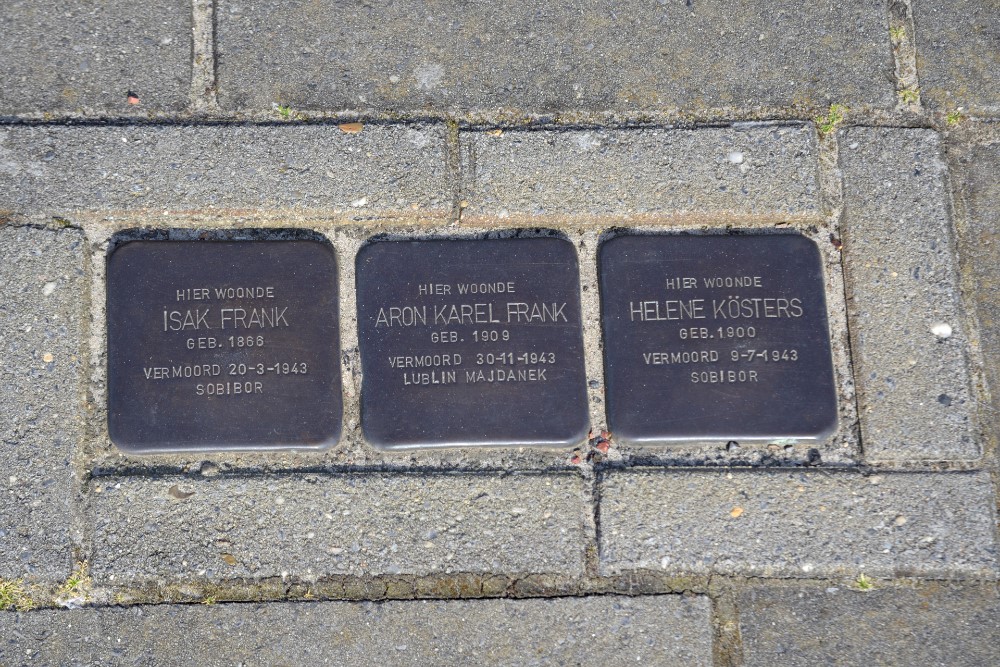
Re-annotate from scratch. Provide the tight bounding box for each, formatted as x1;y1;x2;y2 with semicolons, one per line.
740;582;1000;667
215;1;894;117
0;227;85;582
951;133;1000;467
460;124;822;225
839;126;978;462
0;595;714;666
0;1;191;116
599;470;997;579
914;0;1000;114
88;473;590;586
0;124;451;220
1;2;999;666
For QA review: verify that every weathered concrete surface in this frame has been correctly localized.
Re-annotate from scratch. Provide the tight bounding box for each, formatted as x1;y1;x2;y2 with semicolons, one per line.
839;127;977;461
0;1;191;116
89;473;589;585
599;470;998;579
0;124;450;219
0;595;713;666
914;0;1000;113
740;583;1000;667
216;0;894;115
951;136;1000;467
460;124;821;224
0;227;85;581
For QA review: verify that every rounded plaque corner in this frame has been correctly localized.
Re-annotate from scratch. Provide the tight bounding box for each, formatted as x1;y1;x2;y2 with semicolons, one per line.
298;235;338;259
310;421;343;451
809;410;840;444
597;232;630;257
354;236;387;266
358;420;396;451
106;427;147;456
557;417;592;450
105;237;144;265
785;231;823;255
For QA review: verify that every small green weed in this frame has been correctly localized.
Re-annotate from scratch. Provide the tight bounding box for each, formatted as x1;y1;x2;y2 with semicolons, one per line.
946;110;963;126
889;26;906;42
0;579;36;611
899;87;920;104
276;104;293;119
816;104;848;135
56;561;92;602
855;573;874;591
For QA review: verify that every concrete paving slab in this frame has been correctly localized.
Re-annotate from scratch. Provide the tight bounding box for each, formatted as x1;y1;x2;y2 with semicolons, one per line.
216;0;894;116
599;470;998;579
740;583;1000;667
951;136;1000;465
0;124;450;219
0;227;85;581
0;1;191;116
914;0;1000;114
0;594;713;666
88;473;589;585
460;123;821;224
839;127;977;461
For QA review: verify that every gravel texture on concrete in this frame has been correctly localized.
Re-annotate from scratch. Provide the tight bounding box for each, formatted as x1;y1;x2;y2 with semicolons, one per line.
951;136;1000;466
0;124;451;219
88;473;589;584
740;583;1000;667
598;470;998;579
215;0;894;115
0;227;85;581
839;127;977;461
913;0;1000;114
0;595;713;666
460;123;822;224
0;1;191;116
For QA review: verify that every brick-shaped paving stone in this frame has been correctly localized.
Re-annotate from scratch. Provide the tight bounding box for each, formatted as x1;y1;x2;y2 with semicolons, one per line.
740;583;1000;666
839;127;977;461
0;124;449;218
951;136;1000;466
599;470;997;579
0;1;191;115
461;124;821;224
89;473;589;584
216;1;893;114
0;227;85;581
913;0;1000;113
0;595;712;666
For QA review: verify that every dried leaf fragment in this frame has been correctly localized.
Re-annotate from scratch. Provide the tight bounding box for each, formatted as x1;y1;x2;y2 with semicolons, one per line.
168;485;195;500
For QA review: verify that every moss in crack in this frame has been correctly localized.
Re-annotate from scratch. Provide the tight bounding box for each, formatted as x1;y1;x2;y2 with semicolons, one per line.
55;561;93;607
815;104;848;136
0;578;37;611
899;86;920;105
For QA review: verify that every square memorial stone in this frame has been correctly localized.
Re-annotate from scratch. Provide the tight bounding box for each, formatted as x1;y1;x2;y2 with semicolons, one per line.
599;234;837;444
356;237;589;449
107;240;342;453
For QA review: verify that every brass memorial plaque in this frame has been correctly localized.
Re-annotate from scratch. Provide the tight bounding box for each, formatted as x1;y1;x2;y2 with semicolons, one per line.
356;237;589;449
107;240;341;453
600;234;837;444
